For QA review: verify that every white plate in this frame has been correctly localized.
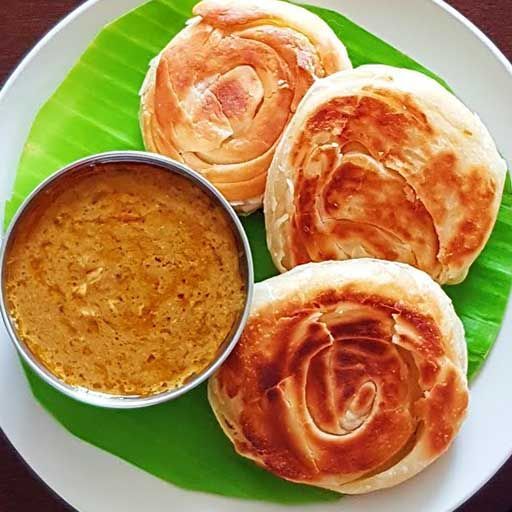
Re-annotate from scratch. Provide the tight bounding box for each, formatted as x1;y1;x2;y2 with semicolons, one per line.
0;1;511;511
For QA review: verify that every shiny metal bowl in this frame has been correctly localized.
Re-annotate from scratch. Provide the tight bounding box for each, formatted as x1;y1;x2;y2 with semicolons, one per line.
0;151;254;408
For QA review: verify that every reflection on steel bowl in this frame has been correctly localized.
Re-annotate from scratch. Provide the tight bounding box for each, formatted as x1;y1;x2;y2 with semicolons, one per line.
0;151;253;408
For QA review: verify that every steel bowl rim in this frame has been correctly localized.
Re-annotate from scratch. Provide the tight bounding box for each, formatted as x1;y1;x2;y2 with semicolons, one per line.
0;150;254;409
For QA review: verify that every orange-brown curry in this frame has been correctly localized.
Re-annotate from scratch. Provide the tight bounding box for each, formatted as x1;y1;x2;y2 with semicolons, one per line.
4;163;245;395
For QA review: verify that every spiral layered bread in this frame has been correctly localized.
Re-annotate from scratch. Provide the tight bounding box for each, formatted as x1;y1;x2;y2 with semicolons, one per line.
209;259;469;494
265;65;507;283
140;0;351;212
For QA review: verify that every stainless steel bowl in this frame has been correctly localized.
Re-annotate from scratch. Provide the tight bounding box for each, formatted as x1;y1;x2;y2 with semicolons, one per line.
0;151;254;408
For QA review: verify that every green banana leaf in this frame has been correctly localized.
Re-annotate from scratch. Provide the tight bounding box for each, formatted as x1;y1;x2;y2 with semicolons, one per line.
5;0;512;504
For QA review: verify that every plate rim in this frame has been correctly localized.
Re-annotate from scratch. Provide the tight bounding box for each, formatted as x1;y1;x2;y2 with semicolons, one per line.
0;1;511;511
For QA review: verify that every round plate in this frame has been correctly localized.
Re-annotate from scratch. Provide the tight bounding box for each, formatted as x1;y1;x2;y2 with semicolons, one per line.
1;1;511;511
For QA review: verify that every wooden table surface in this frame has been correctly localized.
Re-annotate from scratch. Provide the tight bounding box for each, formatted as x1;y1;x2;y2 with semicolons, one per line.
1;1;511;511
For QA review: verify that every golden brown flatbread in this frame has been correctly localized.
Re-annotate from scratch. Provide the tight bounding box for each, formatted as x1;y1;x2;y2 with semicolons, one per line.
264;65;506;283
140;0;351;212
209;259;469;494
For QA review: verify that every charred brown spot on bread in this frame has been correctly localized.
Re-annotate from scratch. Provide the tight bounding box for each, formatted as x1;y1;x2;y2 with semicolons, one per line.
341;338;389;356
329;318;390;340
303;92;432;145
444;165;497;262
288;325;330;375
419;359;441;387
306;96;358;132
424;369;468;456
259;362;282;391
213;78;251;117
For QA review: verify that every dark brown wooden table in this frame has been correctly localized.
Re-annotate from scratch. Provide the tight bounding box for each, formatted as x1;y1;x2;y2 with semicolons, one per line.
1;1;511;510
